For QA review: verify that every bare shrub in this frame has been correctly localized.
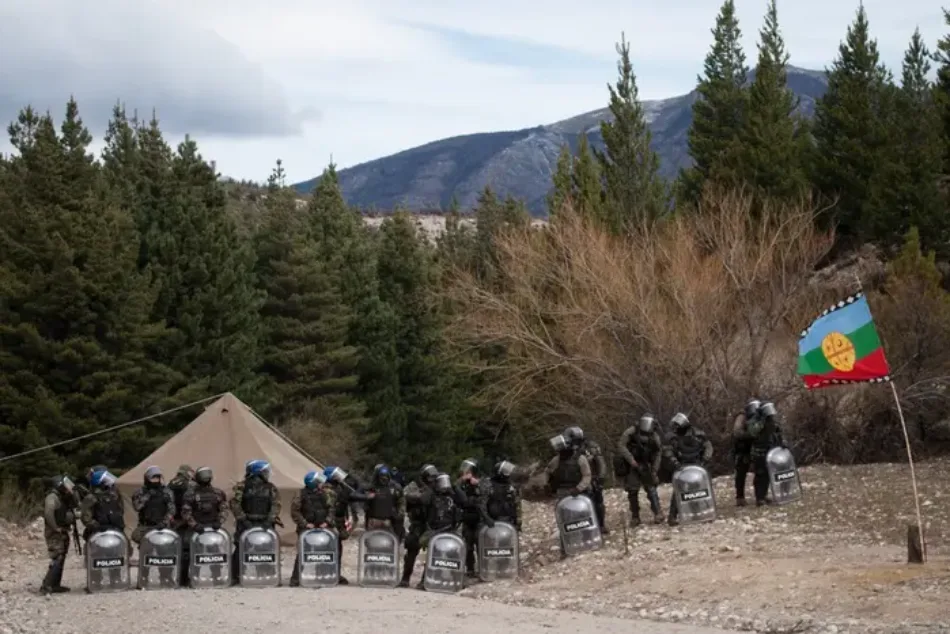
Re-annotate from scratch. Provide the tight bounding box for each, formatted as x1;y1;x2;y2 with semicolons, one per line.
0;480;39;524
276;399;368;469
446;189;834;473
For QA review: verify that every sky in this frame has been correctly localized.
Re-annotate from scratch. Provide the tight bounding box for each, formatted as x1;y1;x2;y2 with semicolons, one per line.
0;0;943;185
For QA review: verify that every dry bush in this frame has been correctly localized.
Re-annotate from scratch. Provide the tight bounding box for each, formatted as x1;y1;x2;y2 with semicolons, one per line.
0;480;39;524
276;400;368;470
446;190;834;473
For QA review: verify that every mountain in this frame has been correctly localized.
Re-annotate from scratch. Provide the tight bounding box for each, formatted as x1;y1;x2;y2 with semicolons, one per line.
293;67;828;215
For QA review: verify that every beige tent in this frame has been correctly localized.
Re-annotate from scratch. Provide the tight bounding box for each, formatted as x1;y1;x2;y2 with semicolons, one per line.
117;393;323;545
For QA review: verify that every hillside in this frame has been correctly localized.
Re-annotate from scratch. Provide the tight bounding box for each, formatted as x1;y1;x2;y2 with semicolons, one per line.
293;67;828;215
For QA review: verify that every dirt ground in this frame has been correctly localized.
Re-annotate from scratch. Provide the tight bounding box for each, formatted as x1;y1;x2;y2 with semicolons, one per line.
1;460;948;634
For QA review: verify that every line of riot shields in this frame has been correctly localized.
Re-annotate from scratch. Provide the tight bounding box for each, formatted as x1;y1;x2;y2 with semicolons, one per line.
553;447;803;555
85;520;523;594
86;450;802;594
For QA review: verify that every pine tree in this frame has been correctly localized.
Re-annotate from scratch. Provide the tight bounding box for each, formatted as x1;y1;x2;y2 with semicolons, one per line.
735;0;808;202
933;9;950;182
163;137;265;397
680;0;749;204
597;33;668;231
811;5;900;246
572;134;605;222
0;101;176;482
884;29;947;253
364;212;474;468
547;144;574;217
255;161;364;425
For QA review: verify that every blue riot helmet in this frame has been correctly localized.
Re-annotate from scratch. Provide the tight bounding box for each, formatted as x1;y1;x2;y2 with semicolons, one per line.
90;470;117;488
325;466;348;484
247;459;271;481
304;470;326;489
373;464;391;485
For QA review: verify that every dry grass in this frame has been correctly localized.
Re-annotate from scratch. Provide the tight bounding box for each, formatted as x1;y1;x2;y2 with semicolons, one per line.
446;190;835;469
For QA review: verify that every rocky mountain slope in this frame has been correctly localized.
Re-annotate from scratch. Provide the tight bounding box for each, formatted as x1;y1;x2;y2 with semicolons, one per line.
293;67;828;215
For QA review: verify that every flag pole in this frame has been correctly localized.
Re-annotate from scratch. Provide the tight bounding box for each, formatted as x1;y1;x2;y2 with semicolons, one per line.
889;380;926;562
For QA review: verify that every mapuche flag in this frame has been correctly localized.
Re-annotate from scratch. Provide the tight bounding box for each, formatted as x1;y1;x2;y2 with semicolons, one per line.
797;291;891;389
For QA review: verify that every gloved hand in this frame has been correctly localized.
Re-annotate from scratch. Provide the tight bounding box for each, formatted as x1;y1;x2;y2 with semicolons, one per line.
484;519;495;529
211;522;221;531
569;488;580;497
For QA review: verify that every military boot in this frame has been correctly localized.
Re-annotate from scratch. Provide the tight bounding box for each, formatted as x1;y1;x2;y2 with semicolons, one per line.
629;515;641;528
736;496;747;507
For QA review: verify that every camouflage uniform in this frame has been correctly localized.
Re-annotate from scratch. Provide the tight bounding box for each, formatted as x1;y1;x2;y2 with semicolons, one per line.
400;479;431;586
289;485;341;586
663;426;713;525
734;409;785;505
41;488;76;592
456;477;493;576
180;482;228;586
580;439;609;533
80;486;132;558
167;466;195;531
130;485;176;544
617;423;664;524
229;476;281;584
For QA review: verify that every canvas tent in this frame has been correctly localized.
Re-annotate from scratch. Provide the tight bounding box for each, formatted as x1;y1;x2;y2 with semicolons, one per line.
116;393;323;545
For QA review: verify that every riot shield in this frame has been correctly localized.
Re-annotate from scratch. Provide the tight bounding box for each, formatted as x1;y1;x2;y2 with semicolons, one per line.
477;522;519;582
189;528;231;589
239;527;281;587
672;465;717;524
137;528;181;590
356;529;399;588
555;494;602;556
298;528;339;588
766;447;803;505
423;532;465;593
85;530;130;593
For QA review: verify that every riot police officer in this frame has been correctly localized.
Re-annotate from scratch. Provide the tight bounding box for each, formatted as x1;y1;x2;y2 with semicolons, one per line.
322;465;373;585
749;401;784;506
79;469;131;577
616;414;664;526
663;413;713;526
229;460;281;585
480;460;523;531
363;464;405;536
131;466;175;544
543;433;593;498
289;470;340;587
456;458;493;578
398;464;438;587
732;399;760;507
563;426;609;534
414;473;462;590
40;475;78;594
181;466;228;586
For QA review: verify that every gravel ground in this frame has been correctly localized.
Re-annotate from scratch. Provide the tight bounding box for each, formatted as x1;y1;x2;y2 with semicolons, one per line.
1;460;948;634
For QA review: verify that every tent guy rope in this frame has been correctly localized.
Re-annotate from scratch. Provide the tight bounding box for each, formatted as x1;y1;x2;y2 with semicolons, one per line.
0;392;228;465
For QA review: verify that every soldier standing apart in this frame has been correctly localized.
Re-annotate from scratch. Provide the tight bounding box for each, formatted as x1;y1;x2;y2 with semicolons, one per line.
616;414;664;527
732;399;760;507
563;427;609;534
663;413;713;526
289;470;338;587
479;460;523;532
40;475;78;594
398;464;438;587
455;459;493;578
229;459;281;585
414;473;462;590
180;466;228;586
363;464;405;538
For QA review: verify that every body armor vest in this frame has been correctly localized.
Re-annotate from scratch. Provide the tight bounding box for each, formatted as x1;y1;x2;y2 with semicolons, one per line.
139;488;169;526
406;482;429;523
459;482;481;525
675;431;705;465
242;478;272;521
168;481;189;520
486;481;517;521
299;488;330;525
191;487;221;525
93;491;124;529
366;484;396;520
426;493;457;531
553;453;582;488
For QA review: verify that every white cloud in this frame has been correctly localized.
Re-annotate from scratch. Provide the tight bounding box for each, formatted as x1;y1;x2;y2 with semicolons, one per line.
0;0;944;185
